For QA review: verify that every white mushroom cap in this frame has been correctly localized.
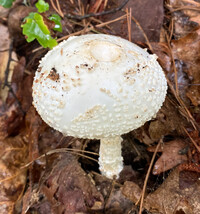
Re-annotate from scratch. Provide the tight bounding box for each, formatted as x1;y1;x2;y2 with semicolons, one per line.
32;34;167;139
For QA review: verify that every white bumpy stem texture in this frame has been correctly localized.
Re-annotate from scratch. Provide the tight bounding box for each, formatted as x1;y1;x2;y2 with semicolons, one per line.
99;136;123;179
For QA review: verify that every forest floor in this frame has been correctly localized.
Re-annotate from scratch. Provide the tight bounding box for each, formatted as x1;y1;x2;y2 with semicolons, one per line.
0;0;200;213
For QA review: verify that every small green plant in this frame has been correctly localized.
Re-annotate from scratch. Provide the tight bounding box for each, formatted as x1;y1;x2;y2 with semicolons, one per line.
0;0;62;49
21;0;62;49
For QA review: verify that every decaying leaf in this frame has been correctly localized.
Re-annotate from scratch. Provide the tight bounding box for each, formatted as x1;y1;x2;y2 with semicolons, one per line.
0;28;33;140
8;5;36;43
167;0;200;38
102;0;164;43
148;139;188;175
0;135;28;214
121;181;141;203
144;168;200;214
0;23;17;102
172;28;200;106
133;98;189;144
0;56;33;140
104;188;136;214
26;153;104;213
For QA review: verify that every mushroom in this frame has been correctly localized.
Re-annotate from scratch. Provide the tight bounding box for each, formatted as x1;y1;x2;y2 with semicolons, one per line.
32;34;167;179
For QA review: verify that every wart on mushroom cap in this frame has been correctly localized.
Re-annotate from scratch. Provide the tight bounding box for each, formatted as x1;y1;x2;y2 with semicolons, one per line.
32;34;167;179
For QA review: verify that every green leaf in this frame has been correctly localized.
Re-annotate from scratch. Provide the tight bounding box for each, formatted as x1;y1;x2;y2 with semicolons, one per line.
35;0;49;13
49;14;62;32
0;0;15;8
22;12;57;49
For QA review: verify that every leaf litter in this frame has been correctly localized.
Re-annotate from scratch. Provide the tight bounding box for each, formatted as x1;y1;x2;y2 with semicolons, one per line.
0;0;200;213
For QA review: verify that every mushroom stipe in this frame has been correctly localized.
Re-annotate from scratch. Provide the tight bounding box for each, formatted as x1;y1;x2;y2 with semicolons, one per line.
32;34;167;179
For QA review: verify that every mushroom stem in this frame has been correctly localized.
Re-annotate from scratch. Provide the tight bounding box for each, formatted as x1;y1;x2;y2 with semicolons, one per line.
99;136;123;179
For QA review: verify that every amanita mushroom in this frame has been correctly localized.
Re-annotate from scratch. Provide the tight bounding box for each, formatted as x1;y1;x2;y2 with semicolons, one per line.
32;34;167;179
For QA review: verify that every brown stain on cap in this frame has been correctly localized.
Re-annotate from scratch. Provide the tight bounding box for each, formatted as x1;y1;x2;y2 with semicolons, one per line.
47;68;60;81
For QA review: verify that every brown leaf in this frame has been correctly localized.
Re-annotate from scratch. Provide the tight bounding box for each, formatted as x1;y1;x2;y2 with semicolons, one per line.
0;57;30;140
179;170;200;190
42;15;56;32
30;153;104;213
105;188;136;214
26;107;43;162
148;98;189;141
0;135;28;214
133;98;189;144
0;23;18;102
0;54;33;140
144;168;200;214
0;103;22;140
8;5;36;44
102;0;164;43
172;28;200;106
168;0;200;38
148;139;188;174
121;181;141;203
151;42;172;73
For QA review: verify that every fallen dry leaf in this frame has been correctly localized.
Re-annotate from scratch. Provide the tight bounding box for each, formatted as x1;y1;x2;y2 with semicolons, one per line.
26;153;104;213
8;5;36;44
0;57;32;140
151;42;172;73
102;0;164;43
133;98;189;143
172;28;200;106
0;23;17;102
105;188;135;214
144;167;200;214
0;36;33;139
148;139;188;174
0;135;28;214
121;181;141;203
179;170;200;190
167;0;200;38
0;0;22;19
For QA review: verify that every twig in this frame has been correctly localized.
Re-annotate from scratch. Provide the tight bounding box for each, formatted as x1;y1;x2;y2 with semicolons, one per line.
3;40;13;89
93;0;104;13
165;32;179;96
168;6;200;13
7;85;25;115
0;49;10;52
2;40;25;115
55;0;64;17
50;0;63;18
169;18;174;41
21;147;99;169
165;75;198;131
183;127;200;153
131;15;153;52
138;139;162;214
104;0;109;9
126;8;132;42
65;0;129;20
